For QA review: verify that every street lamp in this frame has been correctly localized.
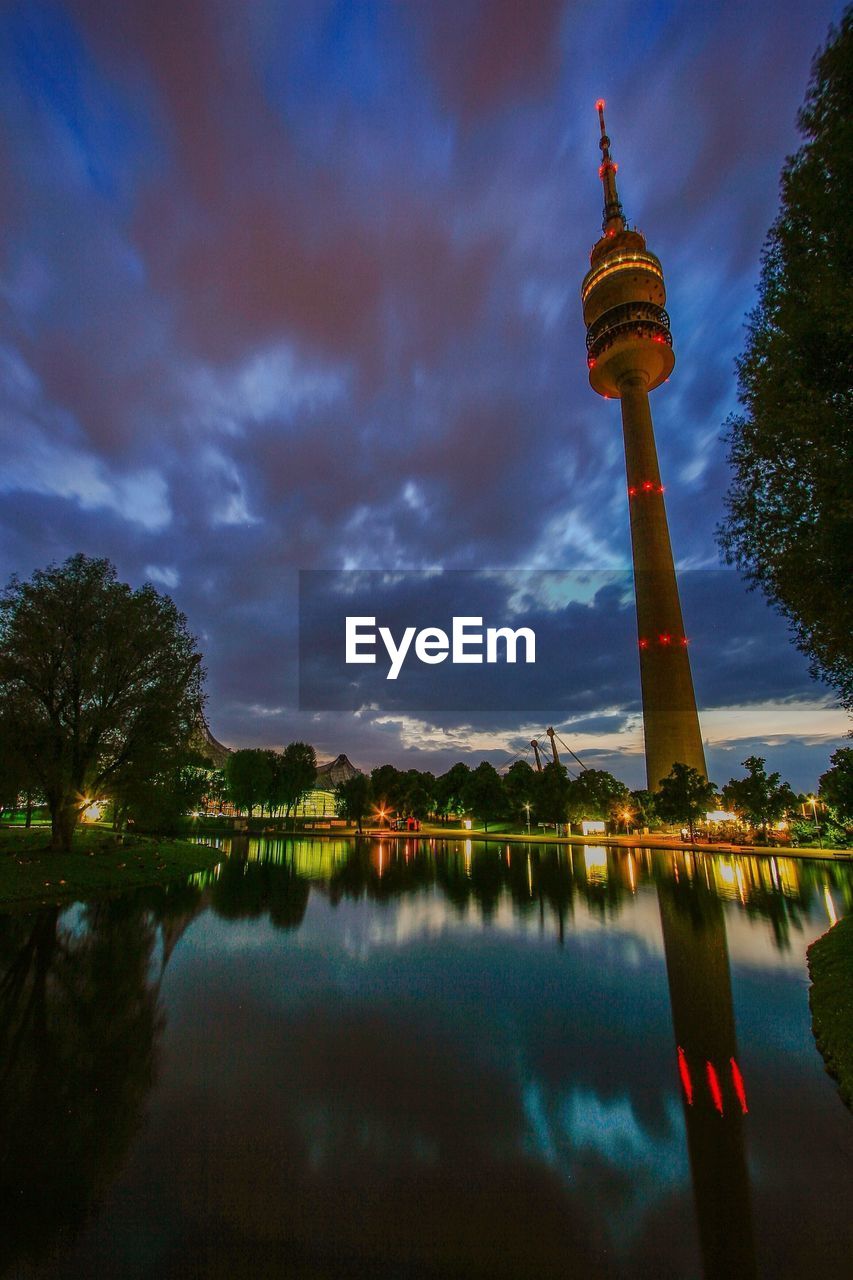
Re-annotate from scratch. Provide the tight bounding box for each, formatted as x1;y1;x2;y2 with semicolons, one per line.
806;795;822;848
621;809;633;835
523;802;531;836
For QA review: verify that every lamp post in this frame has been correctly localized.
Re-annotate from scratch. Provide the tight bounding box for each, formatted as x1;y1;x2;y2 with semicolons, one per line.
807;795;822;849
621;809;633;836
524;802;531;836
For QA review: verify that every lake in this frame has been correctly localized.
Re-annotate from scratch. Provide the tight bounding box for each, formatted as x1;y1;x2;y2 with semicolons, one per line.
1;837;851;1278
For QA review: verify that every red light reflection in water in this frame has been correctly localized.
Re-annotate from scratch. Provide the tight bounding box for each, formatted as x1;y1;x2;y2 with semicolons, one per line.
677;1046;694;1105
706;1061;724;1115
730;1057;749;1114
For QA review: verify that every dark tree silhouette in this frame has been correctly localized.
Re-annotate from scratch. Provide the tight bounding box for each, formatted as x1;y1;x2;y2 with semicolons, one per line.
718;11;853;709
0;555;204;850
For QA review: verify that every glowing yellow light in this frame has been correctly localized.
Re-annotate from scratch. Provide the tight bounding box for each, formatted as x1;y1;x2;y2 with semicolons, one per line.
581;252;665;304
824;885;837;927
584;846;608;882
81;799;102;822
463;819;472;830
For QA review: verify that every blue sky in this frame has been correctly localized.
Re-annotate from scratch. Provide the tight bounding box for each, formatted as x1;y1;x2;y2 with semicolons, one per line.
0;0;847;788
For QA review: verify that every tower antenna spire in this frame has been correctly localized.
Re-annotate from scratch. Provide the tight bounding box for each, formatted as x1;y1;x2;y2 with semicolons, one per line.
595;98;625;234
581;102;707;792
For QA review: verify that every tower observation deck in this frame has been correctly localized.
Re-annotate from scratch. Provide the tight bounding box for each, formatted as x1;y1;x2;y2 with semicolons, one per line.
581;101;706;790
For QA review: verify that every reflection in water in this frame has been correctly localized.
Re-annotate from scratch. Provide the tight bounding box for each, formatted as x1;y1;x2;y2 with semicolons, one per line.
0;885;206;1274
656;853;757;1279
2;840;851;1278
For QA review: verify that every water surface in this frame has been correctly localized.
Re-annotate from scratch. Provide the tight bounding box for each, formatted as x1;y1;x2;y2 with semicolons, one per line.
2;838;851;1278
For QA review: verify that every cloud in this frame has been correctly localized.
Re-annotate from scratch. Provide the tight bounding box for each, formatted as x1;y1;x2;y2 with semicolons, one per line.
0;0;846;790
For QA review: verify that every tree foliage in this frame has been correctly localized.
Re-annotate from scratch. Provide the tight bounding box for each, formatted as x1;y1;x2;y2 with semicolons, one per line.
565;769;630;823
461;761;506;831
717;10;853;709
721;755;797;832
225;749;271;817
0;555;203;851
819;746;853;823
656;763;718;841
335;774;373;831
532;762;572;825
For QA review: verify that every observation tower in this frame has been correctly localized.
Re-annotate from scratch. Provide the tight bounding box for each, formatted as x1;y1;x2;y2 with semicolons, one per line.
581;101;706;790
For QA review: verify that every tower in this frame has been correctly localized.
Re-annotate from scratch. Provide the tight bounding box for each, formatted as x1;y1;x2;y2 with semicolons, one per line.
581;100;706;790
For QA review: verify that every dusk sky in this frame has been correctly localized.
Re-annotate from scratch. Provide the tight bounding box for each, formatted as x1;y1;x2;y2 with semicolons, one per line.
0;0;847;790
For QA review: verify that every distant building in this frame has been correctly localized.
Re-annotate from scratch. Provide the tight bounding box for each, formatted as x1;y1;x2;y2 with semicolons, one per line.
314;753;361;787
191;716;231;768
299;753;363;818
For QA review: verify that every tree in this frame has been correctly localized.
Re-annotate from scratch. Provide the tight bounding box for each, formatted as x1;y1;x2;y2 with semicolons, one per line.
656;763;718;842
630;788;658;830
335;774;373;832
503;760;537;825
532;762;572;826
0;714;43;825
819;746;853;822
462;761;506;831
434;762;471;822
565;769;630;825
722;755;797;835
277;741;317;819
717;11;853;710
0;555;203;852
370;764;405;817
225;749;271;817
114;755;210;834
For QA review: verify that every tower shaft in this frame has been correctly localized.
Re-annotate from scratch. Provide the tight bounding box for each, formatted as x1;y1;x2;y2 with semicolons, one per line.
621;378;706;789
581;103;706;789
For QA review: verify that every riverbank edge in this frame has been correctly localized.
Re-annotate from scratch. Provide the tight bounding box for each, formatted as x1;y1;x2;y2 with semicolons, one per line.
212;822;848;861
0;827;221;912
808;914;853;1112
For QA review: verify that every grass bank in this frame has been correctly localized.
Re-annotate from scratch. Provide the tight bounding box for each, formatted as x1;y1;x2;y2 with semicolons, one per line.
808;913;853;1111
0;825;221;911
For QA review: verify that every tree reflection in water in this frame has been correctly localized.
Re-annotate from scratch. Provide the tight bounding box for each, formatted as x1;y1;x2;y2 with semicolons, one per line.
0;885;203;1275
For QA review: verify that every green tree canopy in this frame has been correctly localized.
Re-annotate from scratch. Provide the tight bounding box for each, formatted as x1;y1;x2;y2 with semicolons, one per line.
722;755;797;832
335;774;373;831
819;746;853;822
276;741;318;817
532;761;572;826
225;748;271;817
434;762;471;819
717;11;853;710
503;760;537;823
565;769;631;823
0;555;204;851
462;761;506;831
656;763;718;841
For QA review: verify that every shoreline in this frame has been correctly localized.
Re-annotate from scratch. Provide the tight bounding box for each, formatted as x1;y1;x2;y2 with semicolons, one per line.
186;820;851;862
0;827;221;913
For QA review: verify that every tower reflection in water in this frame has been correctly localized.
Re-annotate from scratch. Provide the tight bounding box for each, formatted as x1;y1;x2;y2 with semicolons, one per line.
655;851;757;1279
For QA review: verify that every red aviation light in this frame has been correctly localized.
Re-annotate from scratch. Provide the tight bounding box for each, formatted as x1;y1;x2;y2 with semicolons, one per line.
706;1061;724;1115
596;98;606;111
658;633;672;645
639;638;649;650
677;1046;694;1105
730;1058;748;1114
628;485;638;496
680;636;689;647
642;480;654;491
